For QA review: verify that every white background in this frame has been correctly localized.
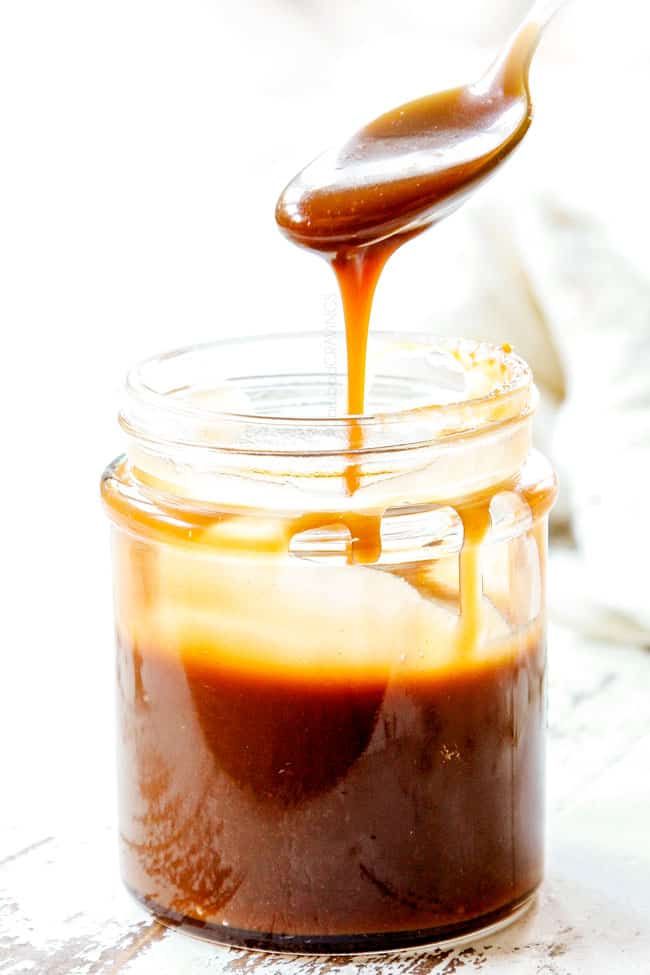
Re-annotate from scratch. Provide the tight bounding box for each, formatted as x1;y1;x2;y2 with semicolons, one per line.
1;0;649;834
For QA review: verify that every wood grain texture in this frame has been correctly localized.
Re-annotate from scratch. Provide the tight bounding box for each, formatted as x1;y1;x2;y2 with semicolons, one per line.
2;622;649;974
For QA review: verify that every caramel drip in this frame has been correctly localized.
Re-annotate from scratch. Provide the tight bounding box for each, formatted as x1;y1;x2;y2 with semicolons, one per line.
456;500;492;656
331;241;404;417
453;467;557;653
343;419;363;496
331;238;406;496
289;510;383;566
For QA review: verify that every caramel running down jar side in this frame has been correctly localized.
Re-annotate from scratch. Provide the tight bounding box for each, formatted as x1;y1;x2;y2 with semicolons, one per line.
101;332;557;954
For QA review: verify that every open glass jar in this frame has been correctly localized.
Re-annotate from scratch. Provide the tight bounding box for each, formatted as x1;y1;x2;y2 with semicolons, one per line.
101;332;557;954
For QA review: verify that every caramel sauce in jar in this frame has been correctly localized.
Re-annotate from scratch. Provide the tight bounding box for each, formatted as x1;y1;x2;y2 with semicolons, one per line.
102;334;556;952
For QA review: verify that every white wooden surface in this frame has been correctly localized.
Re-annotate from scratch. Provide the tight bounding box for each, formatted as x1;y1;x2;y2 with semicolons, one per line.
2;621;649;974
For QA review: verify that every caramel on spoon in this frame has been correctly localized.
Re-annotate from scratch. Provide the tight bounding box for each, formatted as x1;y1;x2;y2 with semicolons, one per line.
276;0;565;253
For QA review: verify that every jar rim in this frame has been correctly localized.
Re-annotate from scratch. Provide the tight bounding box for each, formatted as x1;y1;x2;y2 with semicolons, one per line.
120;331;535;456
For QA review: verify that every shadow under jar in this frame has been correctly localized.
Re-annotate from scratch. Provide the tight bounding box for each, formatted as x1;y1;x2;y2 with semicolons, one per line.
101;332;557;954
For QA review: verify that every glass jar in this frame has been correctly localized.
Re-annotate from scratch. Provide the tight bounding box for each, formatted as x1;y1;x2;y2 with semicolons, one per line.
101;332;556;954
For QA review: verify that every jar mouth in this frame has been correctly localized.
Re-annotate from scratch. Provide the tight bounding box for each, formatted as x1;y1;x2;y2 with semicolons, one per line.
120;332;535;456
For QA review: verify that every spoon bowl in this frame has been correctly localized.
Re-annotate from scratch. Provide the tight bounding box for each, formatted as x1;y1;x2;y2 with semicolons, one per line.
276;1;563;252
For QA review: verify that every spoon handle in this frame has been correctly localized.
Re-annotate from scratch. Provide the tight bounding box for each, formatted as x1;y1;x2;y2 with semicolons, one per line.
485;0;568;96
529;0;568;27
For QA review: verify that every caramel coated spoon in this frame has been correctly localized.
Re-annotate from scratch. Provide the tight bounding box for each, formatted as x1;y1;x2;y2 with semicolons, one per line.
276;0;565;252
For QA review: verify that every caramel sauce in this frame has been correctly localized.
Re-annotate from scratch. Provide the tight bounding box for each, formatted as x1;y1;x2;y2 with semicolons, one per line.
275;34;536;252
103;13;558;950
117;619;545;944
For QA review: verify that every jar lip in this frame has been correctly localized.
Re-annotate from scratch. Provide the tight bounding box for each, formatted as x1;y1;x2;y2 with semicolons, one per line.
120;331;535;455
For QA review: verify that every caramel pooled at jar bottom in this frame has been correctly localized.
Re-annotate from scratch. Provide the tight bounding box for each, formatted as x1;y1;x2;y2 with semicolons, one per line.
102;333;557;954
